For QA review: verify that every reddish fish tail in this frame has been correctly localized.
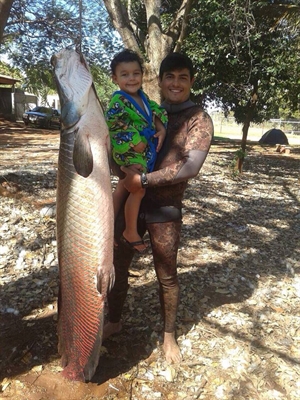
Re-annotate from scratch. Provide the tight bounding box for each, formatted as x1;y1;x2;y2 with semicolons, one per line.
61;363;85;382
83;321;104;381
59;302;105;382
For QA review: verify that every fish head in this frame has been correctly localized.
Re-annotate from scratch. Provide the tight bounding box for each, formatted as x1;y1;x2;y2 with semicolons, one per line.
51;49;93;129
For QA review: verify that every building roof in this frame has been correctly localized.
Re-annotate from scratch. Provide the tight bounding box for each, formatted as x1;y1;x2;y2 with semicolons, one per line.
0;74;20;85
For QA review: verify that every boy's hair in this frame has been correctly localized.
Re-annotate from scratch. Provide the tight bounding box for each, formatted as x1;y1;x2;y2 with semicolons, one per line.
110;49;144;75
159;52;195;80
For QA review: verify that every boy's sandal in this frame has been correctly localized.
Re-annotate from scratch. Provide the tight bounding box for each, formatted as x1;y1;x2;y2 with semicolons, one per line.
120;235;148;253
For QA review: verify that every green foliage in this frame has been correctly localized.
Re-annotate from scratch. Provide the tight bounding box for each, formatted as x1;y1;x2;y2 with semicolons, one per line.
1;0;122;99
90;64;117;109
0;60;23;83
234;148;247;160
229;147;247;177
1;0;299;128
184;0;300;123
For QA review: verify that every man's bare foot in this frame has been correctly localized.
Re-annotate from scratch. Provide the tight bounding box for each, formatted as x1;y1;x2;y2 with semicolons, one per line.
103;321;122;341
163;332;182;364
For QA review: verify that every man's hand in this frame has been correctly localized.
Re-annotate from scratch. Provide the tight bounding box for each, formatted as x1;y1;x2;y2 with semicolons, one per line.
120;166;143;193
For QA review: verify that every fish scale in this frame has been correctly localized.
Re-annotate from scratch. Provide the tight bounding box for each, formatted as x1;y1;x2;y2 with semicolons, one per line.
52;49;114;382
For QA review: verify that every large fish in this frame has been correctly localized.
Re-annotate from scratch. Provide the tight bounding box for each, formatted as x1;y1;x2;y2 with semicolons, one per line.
51;49;115;382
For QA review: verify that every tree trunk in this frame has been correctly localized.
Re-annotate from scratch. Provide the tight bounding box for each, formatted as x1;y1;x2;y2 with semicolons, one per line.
0;0;14;44
143;63;163;103
102;0;194;103
237;118;251;173
237;82;258;173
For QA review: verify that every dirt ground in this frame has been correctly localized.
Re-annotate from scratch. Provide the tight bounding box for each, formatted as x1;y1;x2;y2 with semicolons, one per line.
0;120;300;400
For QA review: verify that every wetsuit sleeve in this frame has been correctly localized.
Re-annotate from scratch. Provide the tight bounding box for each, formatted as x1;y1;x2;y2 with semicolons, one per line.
106;94;144;154
147;110;213;187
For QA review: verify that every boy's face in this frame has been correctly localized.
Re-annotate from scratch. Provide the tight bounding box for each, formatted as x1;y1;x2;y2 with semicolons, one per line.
112;61;143;96
159;68;194;104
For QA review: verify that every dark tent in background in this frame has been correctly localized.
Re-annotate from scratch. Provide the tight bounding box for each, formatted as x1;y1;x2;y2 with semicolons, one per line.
259;129;289;145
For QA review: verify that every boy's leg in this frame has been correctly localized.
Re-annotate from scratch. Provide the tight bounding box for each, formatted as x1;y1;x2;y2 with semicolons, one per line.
123;188;146;251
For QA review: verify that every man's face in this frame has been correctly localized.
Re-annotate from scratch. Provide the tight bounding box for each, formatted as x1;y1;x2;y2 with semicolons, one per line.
159;68;195;104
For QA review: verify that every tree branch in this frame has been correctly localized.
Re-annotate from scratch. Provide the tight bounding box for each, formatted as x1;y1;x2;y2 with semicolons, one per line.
166;0;195;46
127;0;146;50
102;0;140;53
0;0;14;43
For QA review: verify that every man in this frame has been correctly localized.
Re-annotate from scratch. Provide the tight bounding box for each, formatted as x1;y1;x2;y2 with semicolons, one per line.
104;52;213;364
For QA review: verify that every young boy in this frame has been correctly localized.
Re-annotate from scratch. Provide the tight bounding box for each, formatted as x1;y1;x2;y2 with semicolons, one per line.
106;49;168;252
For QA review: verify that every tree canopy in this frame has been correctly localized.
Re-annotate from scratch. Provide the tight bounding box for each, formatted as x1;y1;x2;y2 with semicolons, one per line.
0;0;299;130
0;0;122;104
180;0;299;170
184;0;300;121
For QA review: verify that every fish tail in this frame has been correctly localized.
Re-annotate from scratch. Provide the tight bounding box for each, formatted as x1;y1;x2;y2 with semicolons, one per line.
59;298;105;382
83;316;104;381
61;363;85;382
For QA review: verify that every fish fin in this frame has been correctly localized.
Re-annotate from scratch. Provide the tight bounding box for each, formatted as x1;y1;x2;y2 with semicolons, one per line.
96;268;104;295
109;267;115;292
73;128;93;178
97;265;115;295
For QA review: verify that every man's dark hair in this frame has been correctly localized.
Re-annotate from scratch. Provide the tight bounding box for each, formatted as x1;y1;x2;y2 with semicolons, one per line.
110;49;144;75
159;52;195;80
